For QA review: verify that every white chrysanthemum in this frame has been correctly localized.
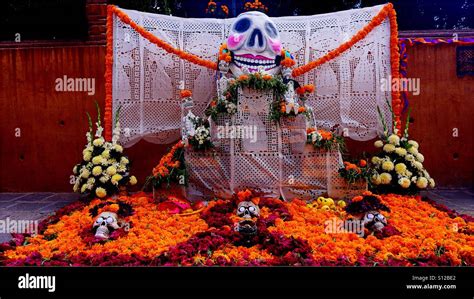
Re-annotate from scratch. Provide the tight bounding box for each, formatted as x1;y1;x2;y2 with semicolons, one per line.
101;150;110;159
411;176;417;183
395;163;406;174
371;156;381;164
408;146;418;155
81;184;88;193
374;140;384;148
380;173;392;184
398;177;411;188
80;168;90;179
129;175;137;185
413;161;423;170
83;152;92;162
112;144;123;153
383;144;396;153
120;157;129;165
93;138;104;147
99;175;109;183
395;147;407;156
388;134;400;145
429;178;436;188
416;153;424;163
416;177;428;189
371;174;381;185
73;181;80;192
382;161;394;171
408;140;419;149
405;154;415;162
73;165;79;175
87;178;95;184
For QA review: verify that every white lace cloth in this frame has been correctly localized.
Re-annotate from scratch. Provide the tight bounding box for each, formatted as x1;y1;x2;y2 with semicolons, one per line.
111;5;393;147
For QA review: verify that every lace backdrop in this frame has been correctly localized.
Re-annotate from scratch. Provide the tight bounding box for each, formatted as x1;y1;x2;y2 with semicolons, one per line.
111;5;393;147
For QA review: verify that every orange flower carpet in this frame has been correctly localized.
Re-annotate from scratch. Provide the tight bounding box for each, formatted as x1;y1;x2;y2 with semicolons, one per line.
1;191;472;266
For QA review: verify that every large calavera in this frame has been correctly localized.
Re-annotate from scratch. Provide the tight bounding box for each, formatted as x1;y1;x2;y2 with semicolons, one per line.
227;11;282;76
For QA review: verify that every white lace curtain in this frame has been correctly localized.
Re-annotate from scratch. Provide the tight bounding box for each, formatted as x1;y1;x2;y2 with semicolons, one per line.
111;5;393;147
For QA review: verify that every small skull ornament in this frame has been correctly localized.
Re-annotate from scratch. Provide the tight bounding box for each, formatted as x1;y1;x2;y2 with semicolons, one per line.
236;201;260;219
362;210;387;232
92;212;120;240
226;11;282;76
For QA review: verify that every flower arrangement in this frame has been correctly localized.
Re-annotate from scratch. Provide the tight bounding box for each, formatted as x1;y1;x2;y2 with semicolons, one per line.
205;1;230;18
270;83;314;122
244;0;268;12
339;159;371;185
369;103;434;194
218;43;232;63
72;103;137;199
144;141;186;191
2;191;472;266
280;49;296;68
188;116;214;151
306;127;346;152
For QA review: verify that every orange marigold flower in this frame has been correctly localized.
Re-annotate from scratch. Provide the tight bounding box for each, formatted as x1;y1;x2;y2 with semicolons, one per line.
306;127;316;134
238;74;249;81
263;74;272;80
298;106;306;113
359;159;367;167
352;196;364;202
180;89;192;98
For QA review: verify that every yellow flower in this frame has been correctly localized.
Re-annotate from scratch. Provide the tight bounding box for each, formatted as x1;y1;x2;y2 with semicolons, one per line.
80;169;90;179
106;166;117;176
95;187;107;198
395;147;407;156
83;152;92;162
388;134;400;145
113;144;123;153
383;144;395;153
120;157;129;165
371;156;381;164
129;175;137;185
395;163;406;174
111;174;123;185
382;161;394;171
416;177;428;189
413;161;423;170
80;184;88;193
398;177;410;188
92;156;103;165
92;166;102;176
405;154;415;162
101;150;110;159
374;140;384;148
380;173;392;184
93;138;104;147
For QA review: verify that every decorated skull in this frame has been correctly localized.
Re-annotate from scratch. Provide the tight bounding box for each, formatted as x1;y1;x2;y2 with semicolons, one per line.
227;11;282;76
362;210;387;232
236;201;260;219
92;212;120;240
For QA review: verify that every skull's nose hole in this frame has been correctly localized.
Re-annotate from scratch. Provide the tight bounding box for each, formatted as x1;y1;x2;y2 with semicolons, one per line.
248;29;264;48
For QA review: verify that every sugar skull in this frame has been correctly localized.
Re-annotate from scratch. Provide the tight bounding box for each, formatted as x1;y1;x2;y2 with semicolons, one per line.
362;210;387;232
236;201;260;219
227;11;282;76
92;211;120;240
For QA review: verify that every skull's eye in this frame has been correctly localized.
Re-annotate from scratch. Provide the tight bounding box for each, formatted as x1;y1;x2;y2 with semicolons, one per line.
96;217;104;223
265;22;278;38
367;213;374;219
249;206;256;212
106;217;114;224
234;18;251;33
238;206;246;212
